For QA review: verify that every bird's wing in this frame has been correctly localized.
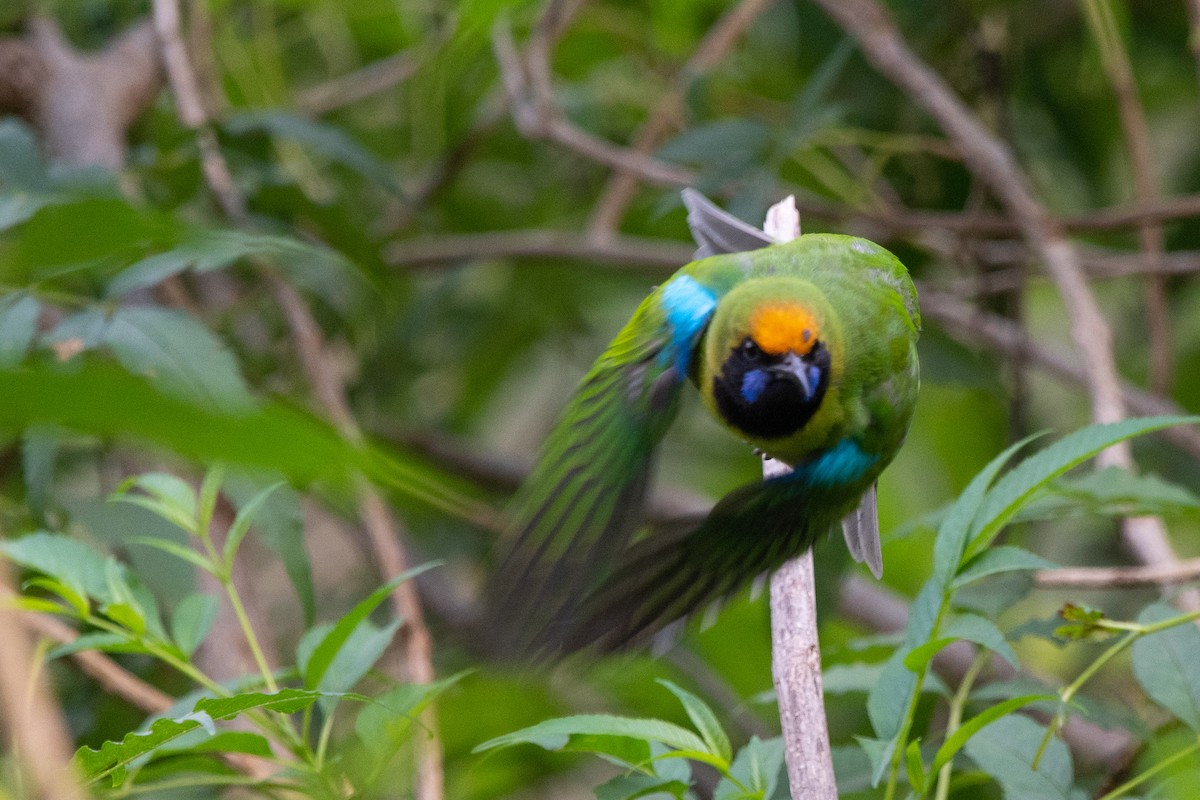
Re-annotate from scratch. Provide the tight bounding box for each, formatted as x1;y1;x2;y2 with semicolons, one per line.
566;468;838;652
483;276;717;659
841;483;882;578
682;188;775;259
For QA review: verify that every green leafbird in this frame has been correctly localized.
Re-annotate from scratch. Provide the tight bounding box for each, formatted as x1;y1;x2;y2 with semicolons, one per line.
485;190;920;657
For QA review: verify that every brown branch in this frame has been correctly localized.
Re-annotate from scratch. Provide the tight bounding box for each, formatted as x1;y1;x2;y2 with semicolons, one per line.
0;565;87;800
587;0;777;237
151;3;444;797
1034;558;1200;589
0;16;161;168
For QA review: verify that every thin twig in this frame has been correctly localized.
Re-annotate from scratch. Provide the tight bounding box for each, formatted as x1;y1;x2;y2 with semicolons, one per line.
587;0;777;237
1034;558;1200;589
491;20;693;186
295;50;420;116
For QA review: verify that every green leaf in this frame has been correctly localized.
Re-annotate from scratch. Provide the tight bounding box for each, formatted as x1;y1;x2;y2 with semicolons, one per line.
596;774;690;800
0;292;39;368
47;632;148;660
930;694;1058;775
0;359;483;519
0;119;49;190
127;537;215;575
1046;467;1200;517
194;688;321;720
222;482;285;570
932;435;1042;584
905;739;926;794
715;736;784;799
965;417;1197;561
299;618;401;710
22;576;89;618
197;465;224;535
112;472;198;534
99;306;255;414
962;714;1075;800
171;594;219;657
474;715;710;757
223;473;314;624
302;564;438;690
74;715;210;786
953;546;1058;589
943;614;1019;670
853;734;897;788
21;424;58;521
1132;602;1200;732
355;671;470;757
0;531;113;603
657;679;732;764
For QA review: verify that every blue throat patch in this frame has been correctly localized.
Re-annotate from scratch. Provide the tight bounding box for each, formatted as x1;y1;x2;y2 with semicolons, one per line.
659;275;717;372
740;369;769;403
799;439;877;487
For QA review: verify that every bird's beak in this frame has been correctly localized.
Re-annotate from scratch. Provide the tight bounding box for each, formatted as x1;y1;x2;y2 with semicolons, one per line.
774;351;817;400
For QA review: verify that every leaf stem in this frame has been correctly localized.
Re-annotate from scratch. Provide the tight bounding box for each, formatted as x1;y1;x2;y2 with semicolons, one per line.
932;650;988;800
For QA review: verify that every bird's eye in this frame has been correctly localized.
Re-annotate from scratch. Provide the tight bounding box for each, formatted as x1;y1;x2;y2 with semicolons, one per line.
740;339;764;360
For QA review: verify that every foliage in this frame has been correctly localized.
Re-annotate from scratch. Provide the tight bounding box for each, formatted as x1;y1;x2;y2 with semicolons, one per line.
5;0;1200;798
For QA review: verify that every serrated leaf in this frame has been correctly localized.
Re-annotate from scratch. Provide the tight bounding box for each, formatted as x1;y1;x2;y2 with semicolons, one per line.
0;292;39;368
1132;602;1200;731
962;714;1075;800
194;688;321;720
953;546;1057;589
474;714;709;757
966;417;1198;561
930;694;1057;775
74;715;209;786
171;594;219;657
302;564;438;690
657;679;732;763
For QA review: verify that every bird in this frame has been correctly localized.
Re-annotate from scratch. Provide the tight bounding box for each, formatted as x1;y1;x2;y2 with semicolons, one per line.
484;190;920;658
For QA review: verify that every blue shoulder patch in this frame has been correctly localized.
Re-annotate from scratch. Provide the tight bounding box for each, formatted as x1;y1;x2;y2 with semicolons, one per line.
800;439;877;487
659;275;717;373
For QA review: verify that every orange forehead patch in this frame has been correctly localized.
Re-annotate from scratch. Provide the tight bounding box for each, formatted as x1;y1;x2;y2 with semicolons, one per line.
749;302;819;356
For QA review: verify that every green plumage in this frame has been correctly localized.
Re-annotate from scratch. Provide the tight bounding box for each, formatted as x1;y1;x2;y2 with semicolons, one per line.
485;209;920;658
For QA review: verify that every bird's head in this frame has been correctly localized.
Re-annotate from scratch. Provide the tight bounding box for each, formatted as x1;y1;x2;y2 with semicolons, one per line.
706;280;836;440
